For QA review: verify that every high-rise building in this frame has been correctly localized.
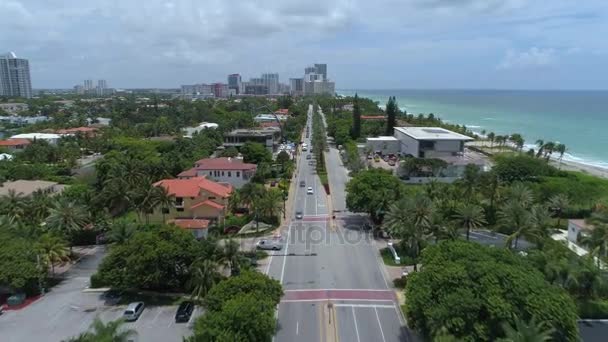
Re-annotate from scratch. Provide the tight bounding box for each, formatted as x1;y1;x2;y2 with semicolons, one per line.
74;85;84;95
290;78;304;96
84;79;93;90
227;74;242;94
314;64;327;81
0;52;33;98
212;83;229;98
96;79;107;96
261;73;279;94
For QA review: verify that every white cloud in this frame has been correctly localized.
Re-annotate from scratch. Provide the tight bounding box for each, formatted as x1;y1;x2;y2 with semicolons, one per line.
497;47;558;69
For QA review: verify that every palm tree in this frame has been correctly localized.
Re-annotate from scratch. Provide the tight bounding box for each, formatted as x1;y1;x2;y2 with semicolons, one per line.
221;239;241;275
107;219;136;244
578;221;608;268
487;132;496;148
501;315;555;342
228;190;241;214
453;203;486;241
63;318;137;342
506;183;534;207
426;211;453;243
46;198;89;245
128;181;160;224
548;194;569;228
499;200;533;249
555;143;567;168
529;204;553;245
188;259;221;299
542;141;555;161
0;189;25;222
27;190;52;225
535;139;545;158
153;185;174;223
36;233;70;276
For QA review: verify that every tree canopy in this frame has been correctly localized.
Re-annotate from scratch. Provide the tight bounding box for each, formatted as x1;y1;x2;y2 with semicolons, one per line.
345;168;404;222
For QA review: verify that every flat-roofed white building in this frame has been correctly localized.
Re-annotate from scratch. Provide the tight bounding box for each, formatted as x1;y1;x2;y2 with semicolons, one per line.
393;127;473;158
366;136;400;155
11;133;62;145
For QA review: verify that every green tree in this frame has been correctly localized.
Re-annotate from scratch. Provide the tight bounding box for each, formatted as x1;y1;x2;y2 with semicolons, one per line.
346;169;403;223
555;143;567;168
404;241;579;341
63;318;137;342
499;201;533;249
487;132;496;148
0;189;26;222
501;316;555;342
221;239;241;275
0;231;46;293
577;218;608;268
548;194;569;228
351;93;361;139
107;219;136;244
188;259;221;299
204;270;282;312
385;96;398;136
453;203;486;241
241;142;272;164
45;198;89;244
36;233;70;276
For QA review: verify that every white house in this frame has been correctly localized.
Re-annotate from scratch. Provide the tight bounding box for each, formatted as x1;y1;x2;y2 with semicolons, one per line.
183;122;219;138
567;219;593;244
178;157;257;189
393;127;474;158
10;133;62;145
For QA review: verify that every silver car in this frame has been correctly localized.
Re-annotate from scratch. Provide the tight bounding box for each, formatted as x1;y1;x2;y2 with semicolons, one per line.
123;302;145;321
295;210;303;219
256;239;282;251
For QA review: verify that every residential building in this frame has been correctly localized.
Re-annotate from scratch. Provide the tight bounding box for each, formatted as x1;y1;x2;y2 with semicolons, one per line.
314;63;327;80
227;74;242;94
262;73;279;94
254;114;288;123
223;127;281;152
0;138;31;152
0;102;28;114
212;83;229;98
151;177;233;239
0;115;48;125
55;127;98;137
74;85;85;95
182;122;219;138
97;79;107;96
567;219;592;244
244;84;268;95
84;79;93;90
0;52;32;98
0;180;65;197
290;78;304;96
10;133;62;145
181;84;214;99
303;63;335;95
178;157;257;189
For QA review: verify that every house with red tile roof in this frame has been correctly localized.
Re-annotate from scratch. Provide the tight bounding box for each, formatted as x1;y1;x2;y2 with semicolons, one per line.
56;127;98;137
178;157;256;189
0;138;31;152
151;176;233;238
361;115;386;121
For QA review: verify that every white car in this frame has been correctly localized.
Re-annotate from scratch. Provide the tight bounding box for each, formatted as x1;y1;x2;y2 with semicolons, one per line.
307;187;314;195
256;239;282;251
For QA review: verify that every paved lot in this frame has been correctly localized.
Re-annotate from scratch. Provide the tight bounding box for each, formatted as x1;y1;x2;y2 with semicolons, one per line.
0;247;198;342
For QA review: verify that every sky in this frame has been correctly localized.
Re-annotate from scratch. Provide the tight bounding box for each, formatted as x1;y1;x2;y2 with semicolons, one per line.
2;0;607;90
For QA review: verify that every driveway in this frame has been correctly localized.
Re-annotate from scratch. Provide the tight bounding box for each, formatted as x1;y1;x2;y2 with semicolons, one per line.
0;246;198;342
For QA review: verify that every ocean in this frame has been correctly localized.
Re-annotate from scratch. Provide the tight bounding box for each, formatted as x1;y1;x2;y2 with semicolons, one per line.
338;89;608;169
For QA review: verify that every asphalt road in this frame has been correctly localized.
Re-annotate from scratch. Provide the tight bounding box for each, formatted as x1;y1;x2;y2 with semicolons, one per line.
0;247;197;342
267;105;416;342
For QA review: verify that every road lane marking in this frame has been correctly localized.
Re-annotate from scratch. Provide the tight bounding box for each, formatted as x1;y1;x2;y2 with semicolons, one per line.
374;307;387;342
281;299;395;303
279;222;292;285
335;304;396;309
352;307;361;342
265;250;274;275
285;288;394;292
296;321;299;335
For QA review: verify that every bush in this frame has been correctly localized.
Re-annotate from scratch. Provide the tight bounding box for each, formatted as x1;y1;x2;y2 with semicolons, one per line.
493;154;557;183
578;299;608;319
393;276;408;289
89;273;106;288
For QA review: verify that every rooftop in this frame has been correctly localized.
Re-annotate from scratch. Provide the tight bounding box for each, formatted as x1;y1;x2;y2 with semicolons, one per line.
169;219;211;230
56;127;98;134
0;138;31;146
225;127;280;137
11;133;62;140
394;127;473;141
367;136;399;142
154;176;232;198
570;219;594;231
194;157;257;171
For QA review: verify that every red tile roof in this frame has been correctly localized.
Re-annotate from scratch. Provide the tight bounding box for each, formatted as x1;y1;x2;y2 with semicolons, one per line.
177;167;197;178
275;108;289;115
191;199;225;210
56;127;98;134
0;138;31;147
193;157;257;171
154;176;232;198
170;219;210;230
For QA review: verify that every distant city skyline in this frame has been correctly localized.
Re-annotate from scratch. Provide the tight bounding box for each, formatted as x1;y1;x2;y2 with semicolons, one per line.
2;1;607;90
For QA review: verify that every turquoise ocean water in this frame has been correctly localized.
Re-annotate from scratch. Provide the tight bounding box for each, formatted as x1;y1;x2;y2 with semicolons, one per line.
338;89;608;169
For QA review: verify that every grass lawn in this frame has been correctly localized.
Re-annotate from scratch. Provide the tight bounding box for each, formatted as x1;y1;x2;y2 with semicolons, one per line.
380;246;416;266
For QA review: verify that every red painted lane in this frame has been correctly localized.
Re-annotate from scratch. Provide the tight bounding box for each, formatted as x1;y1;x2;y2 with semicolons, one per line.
282;289;396;302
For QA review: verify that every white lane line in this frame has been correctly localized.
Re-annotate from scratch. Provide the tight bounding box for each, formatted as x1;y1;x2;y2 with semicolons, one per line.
281;299;396;303
151;307;163;323
284;288;394;292
352;307;361;342
279;223;292;285
375;307;387;342
335;304;396;309
296;321;299;335
265;250;274;275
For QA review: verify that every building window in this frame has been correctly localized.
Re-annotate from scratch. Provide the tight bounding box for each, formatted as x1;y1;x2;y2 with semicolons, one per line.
176;208;184;212
162;208;170;214
236;171;240;177
228;171;231;177
208;196;216;200
221;171;224;176
175;197;184;207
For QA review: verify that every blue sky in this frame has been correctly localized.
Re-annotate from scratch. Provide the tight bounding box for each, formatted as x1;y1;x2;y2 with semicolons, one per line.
2;0;607;89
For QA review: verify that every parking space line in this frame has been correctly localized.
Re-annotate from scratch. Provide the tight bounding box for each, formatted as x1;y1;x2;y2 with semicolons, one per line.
151;307;163;323
352;307;361;342
375;307;387;342
335;304;396;309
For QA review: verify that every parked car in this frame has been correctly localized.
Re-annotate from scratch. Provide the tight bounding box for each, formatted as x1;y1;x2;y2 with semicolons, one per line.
123;302;145;321
374;156;380;162
306;154;312;160
256;239;282;250
295;210;303;219
300;180;306;187
366;154;373;160
388;160;396;166
175;301;195;323
307;187;314;195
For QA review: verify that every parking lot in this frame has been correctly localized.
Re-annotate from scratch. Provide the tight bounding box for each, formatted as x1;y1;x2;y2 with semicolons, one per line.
0;248;199;342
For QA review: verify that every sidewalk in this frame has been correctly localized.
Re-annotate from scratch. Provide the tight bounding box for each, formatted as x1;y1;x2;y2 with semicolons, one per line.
53;245;101;276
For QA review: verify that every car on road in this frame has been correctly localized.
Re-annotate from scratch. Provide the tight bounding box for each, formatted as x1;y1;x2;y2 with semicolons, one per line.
307;187;314;195
306;154;312;160
175;301;195;323
123;302;145;321
256;239;282;250
295;210;303;219
300;180;305;187
308;161;314;166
